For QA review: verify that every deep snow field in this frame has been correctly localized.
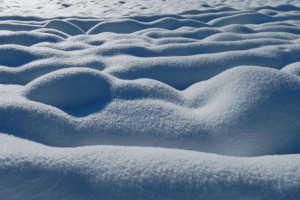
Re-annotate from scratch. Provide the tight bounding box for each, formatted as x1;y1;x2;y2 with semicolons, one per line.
1;0;300;199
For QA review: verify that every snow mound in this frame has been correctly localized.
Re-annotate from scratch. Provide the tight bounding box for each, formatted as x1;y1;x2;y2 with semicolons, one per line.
1;134;300;200
209;12;274;26
0;32;64;46
0;66;299;156
221;24;255;33
44;20;85;36
87;18;207;34
24;68;112;115
282;62;300;76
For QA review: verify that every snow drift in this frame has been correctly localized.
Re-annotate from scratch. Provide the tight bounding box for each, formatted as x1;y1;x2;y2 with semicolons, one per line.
1;134;300;200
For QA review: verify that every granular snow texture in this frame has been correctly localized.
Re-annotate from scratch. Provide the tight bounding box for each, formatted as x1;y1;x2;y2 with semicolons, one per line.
0;1;300;199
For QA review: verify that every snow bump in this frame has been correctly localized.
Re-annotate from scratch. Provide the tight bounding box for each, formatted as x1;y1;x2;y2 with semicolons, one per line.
24;68;112;116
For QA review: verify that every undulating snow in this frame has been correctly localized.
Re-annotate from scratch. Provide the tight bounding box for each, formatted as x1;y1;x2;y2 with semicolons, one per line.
0;0;300;199
1;0;300;18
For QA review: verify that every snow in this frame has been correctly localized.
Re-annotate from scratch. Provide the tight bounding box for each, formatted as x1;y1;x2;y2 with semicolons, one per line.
24;68;112;114
0;0;300;199
0;0;300;18
1;134;300;200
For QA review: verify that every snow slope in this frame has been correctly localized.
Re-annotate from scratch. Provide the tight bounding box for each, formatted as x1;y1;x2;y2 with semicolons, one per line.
0;1;300;199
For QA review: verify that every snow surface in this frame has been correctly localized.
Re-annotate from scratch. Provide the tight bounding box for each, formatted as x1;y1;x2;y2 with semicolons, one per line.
1;0;300;199
1;0;300;18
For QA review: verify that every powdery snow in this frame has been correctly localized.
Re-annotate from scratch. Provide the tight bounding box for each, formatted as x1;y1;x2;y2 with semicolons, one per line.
1;134;300;200
0;0;300;18
0;0;300;199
